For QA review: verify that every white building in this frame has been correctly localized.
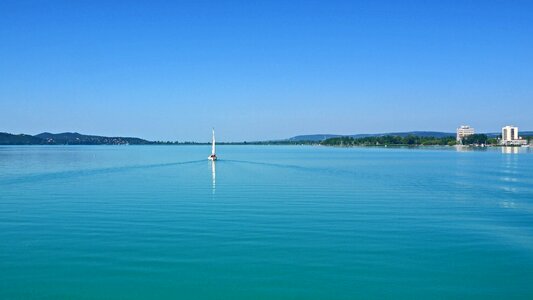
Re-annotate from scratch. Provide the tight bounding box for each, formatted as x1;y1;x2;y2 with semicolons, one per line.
502;125;518;142
501;125;527;146
456;125;475;142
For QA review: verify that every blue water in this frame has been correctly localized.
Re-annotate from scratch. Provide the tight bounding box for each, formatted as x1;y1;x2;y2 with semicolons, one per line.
1;145;532;299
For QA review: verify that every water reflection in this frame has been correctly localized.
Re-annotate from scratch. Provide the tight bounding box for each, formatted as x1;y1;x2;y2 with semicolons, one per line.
502;147;520;154
210;160;216;194
500;200;517;209
453;145;493;152
453;145;531;154
454;145;474;152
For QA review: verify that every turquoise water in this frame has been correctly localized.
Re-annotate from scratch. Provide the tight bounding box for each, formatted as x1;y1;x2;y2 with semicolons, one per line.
1;145;533;299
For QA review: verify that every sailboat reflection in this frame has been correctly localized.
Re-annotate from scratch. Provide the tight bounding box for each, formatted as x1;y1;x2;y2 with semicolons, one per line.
211;160;216;193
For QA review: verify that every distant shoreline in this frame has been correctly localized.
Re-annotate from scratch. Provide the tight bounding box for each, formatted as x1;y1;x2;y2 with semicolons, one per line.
2;131;532;146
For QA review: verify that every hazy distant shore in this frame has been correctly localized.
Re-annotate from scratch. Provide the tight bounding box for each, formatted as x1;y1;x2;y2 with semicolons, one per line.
2;131;532;146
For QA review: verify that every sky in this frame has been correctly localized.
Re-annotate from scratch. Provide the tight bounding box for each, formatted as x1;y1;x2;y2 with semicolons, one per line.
1;0;532;142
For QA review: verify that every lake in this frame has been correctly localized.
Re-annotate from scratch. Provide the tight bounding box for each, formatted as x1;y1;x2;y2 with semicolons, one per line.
1;145;532;299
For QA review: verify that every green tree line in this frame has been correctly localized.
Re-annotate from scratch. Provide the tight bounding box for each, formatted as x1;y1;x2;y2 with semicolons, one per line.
321;135;457;146
320;134;508;147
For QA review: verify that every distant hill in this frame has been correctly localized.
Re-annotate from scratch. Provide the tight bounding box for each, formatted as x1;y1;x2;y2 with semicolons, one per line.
289;131;455;141
289;134;343;142
0;132;45;145
352;131;455;138
290;130;533;142
485;131;533;138
0;132;153;145
35;132;152;145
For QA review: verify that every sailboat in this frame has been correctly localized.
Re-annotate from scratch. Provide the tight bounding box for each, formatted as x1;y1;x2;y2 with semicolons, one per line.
208;128;217;161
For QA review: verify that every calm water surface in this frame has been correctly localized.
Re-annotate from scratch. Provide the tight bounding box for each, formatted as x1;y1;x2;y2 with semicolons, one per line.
1;145;532;299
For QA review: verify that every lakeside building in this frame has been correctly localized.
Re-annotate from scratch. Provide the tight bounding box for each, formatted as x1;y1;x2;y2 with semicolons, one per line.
501;125;527;146
456;125;475;142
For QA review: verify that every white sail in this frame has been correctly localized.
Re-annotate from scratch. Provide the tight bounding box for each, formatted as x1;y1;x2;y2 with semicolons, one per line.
208;128;217;160
211;128;216;155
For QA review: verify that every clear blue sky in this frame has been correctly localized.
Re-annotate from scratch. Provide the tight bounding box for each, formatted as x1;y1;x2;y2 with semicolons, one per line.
1;0;532;141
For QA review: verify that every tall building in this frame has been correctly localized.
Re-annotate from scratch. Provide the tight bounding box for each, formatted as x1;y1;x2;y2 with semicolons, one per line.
501;125;518;142
501;125;527;146
456;125;475;142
